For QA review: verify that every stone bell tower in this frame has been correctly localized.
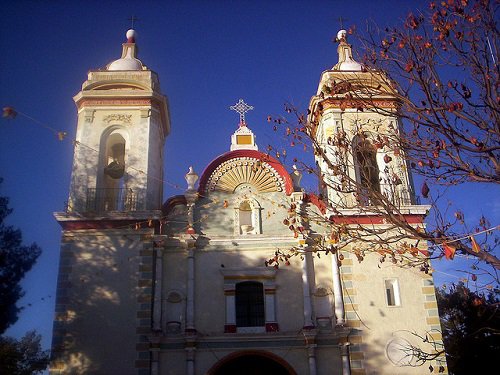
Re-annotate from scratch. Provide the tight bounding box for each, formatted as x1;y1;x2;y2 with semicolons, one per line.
51;30;170;375
68;29;170;213
309;29;417;212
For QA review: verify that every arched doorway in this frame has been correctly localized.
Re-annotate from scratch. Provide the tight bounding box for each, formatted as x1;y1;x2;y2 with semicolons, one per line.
208;351;296;375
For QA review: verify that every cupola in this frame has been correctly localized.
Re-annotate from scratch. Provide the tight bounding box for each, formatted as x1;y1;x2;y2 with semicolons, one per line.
106;29;145;71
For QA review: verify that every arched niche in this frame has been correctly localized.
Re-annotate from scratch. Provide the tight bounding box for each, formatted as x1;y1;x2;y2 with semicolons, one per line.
233;196;262;235
96;127;131;211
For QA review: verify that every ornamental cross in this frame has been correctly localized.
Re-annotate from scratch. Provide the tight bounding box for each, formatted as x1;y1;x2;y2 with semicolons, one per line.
338;16;348;29
230;99;254;124
128;15;139;29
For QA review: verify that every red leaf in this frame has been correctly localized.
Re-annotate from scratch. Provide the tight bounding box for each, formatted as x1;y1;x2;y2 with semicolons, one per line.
421;181;430;198
442;243;456;260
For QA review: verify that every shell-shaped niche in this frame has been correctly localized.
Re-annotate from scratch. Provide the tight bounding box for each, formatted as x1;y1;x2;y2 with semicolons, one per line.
205;157;285;194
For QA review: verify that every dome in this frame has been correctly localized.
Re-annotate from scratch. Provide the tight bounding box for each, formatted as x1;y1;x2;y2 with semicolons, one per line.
106;29;144;71
333;29;363;72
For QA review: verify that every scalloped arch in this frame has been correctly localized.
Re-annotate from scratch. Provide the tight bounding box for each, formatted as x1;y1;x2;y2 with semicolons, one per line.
205;157;286;193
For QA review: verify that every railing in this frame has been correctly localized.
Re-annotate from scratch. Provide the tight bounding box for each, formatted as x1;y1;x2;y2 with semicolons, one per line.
86;188;137;212
358;185;418;207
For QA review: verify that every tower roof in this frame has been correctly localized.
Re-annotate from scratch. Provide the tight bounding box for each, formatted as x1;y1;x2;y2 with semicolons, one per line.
107;29;145;71
332;30;362;71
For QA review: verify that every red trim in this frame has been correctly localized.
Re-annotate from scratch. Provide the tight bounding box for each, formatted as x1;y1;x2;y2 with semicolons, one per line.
265;323;279;332
58;219;142;231
197;150;294;195
224;324;237;333
329;214;425;225
305;193;326;214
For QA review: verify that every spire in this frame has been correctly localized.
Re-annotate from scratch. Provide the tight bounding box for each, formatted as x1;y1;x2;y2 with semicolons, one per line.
229;99;258;151
106;29;144;71
332;30;362;71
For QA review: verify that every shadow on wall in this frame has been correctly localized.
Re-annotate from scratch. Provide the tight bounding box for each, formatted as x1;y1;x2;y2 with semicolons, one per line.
52;230;150;374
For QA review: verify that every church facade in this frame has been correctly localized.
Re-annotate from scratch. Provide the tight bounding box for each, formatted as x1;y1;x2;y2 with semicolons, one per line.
50;29;447;375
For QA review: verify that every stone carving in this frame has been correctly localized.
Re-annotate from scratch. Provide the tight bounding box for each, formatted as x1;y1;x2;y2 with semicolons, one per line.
103;114;132;124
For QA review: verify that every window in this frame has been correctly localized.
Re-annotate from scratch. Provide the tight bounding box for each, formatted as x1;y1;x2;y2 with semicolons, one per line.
222;268;278;333
354;138;381;205
235;282;265;327
385;279;401;306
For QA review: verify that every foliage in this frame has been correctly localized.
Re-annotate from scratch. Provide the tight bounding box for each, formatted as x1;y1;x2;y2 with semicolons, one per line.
0;331;49;375
363;0;499;185
265;0;499;277
437;282;500;374
0;178;42;333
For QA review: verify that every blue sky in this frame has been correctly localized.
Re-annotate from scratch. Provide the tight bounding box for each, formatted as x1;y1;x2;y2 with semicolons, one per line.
1;0;496;354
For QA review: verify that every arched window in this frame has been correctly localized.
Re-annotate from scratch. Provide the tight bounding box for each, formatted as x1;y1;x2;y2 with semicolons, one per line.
103;133;126;188
354;138;380;205
90;129;136;212
235;281;265;327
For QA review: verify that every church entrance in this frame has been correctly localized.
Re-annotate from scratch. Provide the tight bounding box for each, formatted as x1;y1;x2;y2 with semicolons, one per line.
208;351;296;375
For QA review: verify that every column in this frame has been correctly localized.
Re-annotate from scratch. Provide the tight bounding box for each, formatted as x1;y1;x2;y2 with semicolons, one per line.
186;347;195;375
302;253;315;329
152;246;163;331
331;250;345;325
340;343;351;375
307;344;318;375
185;245;195;333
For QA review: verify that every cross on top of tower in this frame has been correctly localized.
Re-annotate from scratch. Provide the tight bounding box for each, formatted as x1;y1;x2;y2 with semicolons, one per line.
338;16;348;30
230;99;254;125
128;15;139;29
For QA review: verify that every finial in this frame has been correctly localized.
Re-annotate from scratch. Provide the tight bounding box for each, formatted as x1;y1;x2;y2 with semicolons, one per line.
126;29;137;43
336;29;347;43
230;99;254;126
185;166;199;191
332;29;362;71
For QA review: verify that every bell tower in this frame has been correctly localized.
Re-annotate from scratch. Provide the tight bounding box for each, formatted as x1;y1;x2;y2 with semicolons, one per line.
51;30;170;375
68;29;170;213
309;30;417;211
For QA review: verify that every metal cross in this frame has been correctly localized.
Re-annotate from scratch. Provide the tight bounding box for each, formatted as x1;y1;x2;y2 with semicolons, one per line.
230;99;254;123
128;15;139;29
338;16;348;29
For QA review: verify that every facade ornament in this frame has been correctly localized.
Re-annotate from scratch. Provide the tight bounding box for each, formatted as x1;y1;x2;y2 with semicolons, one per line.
103;114;132;124
184;166;199;234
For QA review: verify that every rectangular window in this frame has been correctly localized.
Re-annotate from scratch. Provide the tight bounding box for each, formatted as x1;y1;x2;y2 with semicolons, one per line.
385;279;401;306
235;281;265;327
